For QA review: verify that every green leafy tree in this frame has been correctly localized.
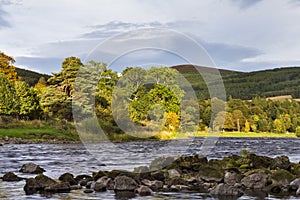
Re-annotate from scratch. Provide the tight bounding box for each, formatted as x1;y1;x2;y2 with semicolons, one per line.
0;74;17;115
14;81;42;118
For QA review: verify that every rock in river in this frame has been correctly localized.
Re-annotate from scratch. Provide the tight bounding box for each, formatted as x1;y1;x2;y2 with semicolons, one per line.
2;172;23;182
19;163;45;174
114;175;138;191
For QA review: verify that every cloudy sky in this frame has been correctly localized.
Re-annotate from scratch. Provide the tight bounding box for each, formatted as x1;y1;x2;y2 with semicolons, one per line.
1;0;300;74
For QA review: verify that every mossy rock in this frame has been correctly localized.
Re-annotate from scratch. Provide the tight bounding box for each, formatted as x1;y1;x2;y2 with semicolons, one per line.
239;164;250;170
208;158;236;170
107;170;135;179
270;156;291;171
290;163;300;176
165;177;186;186
198;166;224;182
92;170;108;181
244;168;271;177
237;154;272;170
271;169;295;186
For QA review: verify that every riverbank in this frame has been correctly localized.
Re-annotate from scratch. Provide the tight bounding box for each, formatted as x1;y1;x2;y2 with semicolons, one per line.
0;129;298;144
0;126;79;144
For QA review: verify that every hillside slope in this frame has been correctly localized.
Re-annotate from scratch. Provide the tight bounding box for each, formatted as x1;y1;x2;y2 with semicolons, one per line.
172;65;300;100
16;68;51;86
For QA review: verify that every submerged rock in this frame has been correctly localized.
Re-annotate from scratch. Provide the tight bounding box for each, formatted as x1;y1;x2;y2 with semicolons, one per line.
210;183;243;197
19;163;45;174
2;172;23;182
136;185;152;196
45;182;71;193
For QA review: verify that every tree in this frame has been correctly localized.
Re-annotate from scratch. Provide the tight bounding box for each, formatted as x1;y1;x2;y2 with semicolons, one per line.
14;81;41;118
0;52;19;82
232;109;246;132
273;118;286;133
164;112;179;131
244;120;250;132
0;74;17;115
41;57;83;120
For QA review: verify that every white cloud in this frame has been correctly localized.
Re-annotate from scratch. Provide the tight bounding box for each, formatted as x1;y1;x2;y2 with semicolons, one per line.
0;0;300;73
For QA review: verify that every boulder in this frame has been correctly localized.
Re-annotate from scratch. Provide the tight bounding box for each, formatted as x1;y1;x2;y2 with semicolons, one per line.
92;176;111;192
290;178;300;190
198;166;224;183
106;179;115;190
150;180;164;191
210;183;243;196
224;170;241;186
114;176;138;191
94;182;106;192
297;187;300;196
141;179;163;191
75;174;93;183
270;156;291;171
24;174;57;195
2;172;23;182
167;169;181;179
19;163;45;174
271;169;295;186
45;182;71;193
150;156;177;171
241;172;269;189
136;185;152;196
151;170;165;181
59;173;77;185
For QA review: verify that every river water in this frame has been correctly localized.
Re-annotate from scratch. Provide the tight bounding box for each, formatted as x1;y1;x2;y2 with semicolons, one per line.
1;137;300;199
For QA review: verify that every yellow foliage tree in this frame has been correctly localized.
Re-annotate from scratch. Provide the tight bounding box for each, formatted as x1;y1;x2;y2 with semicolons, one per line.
0;52;19;82
244;120;250;132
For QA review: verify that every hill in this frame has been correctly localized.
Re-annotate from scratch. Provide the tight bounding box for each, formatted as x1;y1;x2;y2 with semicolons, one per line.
172;65;300;100
16;68;51;86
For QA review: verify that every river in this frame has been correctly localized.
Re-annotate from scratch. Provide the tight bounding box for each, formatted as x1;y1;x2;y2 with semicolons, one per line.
1;138;300;199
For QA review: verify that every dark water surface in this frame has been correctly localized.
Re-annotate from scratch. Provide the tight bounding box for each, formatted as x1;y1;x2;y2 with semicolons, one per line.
1;138;300;199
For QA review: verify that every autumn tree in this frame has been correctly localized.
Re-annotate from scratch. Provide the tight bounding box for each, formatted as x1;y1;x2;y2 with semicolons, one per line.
0;52;20;82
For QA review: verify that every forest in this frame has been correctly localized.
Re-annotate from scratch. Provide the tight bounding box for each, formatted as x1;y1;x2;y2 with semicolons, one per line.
1;51;300;138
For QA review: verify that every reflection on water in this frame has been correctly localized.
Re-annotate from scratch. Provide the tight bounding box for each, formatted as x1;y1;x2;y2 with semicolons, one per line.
0;138;300;199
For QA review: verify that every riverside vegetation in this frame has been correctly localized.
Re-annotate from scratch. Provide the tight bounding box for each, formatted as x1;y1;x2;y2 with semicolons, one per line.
1;51;300;142
2;150;300;198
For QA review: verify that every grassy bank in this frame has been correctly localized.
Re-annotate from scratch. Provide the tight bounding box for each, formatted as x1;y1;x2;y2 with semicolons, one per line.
0;127;79;141
194;131;297;138
0;119;79;142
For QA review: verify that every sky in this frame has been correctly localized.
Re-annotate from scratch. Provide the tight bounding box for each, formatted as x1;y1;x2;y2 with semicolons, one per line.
1;0;300;74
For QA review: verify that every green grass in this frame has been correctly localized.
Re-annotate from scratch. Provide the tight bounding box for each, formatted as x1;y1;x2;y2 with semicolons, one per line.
194;131;297;138
0;127;79;141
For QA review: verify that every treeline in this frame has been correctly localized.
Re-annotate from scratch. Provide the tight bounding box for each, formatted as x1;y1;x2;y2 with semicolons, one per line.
1;52;300;135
